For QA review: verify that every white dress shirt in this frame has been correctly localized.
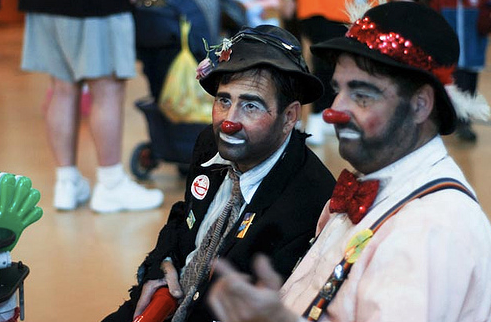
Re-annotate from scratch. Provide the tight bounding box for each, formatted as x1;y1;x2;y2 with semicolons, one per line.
281;136;491;322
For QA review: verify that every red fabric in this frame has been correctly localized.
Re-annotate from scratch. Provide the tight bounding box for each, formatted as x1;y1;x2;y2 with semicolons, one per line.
296;0;349;22
4;307;20;322
329;169;379;224
132;288;178;322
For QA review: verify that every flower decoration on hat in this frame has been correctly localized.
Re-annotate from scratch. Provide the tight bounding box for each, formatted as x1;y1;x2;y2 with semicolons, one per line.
196;37;234;80
217;38;233;62
196;57;214;80
196;27;307;80
195;40;217;80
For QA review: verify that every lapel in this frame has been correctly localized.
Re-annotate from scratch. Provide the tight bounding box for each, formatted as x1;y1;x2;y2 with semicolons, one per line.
186;164;228;235
219;130;308;253
183;125;228;235
246;130;307;211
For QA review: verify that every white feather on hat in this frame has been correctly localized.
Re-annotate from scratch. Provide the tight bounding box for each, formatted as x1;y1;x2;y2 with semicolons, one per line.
446;84;491;121
345;0;387;25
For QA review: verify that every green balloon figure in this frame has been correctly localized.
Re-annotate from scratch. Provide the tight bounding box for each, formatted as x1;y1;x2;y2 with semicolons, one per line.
0;173;43;322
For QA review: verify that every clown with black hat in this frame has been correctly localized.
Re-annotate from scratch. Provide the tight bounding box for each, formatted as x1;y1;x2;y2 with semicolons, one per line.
207;2;491;322
102;24;337;322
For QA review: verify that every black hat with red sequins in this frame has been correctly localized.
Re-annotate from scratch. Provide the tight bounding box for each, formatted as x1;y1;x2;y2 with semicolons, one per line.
311;1;461;135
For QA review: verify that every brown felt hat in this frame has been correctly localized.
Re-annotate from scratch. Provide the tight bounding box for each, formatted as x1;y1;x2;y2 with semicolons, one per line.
199;25;324;105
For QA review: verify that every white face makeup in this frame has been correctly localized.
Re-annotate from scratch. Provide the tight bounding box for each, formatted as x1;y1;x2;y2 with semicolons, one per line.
219;133;246;145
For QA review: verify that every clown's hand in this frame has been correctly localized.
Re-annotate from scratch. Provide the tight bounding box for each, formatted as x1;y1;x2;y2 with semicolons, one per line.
0;173;43;252
208;255;298;322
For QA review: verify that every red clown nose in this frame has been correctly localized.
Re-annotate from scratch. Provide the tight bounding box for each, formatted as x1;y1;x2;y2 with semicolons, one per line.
322;109;351;124
221;121;243;134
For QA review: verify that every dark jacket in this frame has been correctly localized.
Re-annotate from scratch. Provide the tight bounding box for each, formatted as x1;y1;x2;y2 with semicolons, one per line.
103;125;335;322
143;126;335;322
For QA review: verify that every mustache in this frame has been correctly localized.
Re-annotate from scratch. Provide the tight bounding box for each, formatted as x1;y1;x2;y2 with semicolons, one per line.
216;129;247;144
335;122;361;133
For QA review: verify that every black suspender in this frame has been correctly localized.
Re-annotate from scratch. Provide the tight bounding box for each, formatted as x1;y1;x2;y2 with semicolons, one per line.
303;178;477;321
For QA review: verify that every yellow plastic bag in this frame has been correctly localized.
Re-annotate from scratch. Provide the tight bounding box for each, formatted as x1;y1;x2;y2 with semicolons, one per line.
159;19;213;123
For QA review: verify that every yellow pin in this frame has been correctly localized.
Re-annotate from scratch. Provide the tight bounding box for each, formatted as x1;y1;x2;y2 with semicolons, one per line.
344;229;373;264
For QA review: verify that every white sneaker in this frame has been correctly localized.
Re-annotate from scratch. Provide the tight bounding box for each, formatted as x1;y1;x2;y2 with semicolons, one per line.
90;176;164;213
54;177;91;211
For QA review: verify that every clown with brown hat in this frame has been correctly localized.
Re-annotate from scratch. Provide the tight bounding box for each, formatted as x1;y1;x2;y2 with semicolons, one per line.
102;24;337;322
207;2;491;322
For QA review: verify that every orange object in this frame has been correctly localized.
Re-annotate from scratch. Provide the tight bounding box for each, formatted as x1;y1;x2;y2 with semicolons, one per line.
0;0;24;24
132;288;178;322
296;0;350;23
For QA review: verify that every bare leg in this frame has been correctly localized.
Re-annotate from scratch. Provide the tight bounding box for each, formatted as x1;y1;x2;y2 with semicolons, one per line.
86;76;125;167
47;77;91;210
86;76;164;213
45;77;82;166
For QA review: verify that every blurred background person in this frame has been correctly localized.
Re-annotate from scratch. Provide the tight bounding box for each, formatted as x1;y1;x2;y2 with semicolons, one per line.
134;0;220;101
291;0;350;145
431;0;489;142
237;0;281;27
130;0;244;179
18;0;164;213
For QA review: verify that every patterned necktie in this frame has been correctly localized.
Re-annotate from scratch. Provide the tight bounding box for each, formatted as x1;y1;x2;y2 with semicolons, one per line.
172;167;244;322
329;169;380;224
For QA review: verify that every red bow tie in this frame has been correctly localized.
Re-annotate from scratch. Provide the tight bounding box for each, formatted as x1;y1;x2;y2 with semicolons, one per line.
329;169;380;224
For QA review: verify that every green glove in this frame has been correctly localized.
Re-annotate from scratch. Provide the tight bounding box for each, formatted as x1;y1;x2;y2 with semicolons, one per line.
0;173;43;252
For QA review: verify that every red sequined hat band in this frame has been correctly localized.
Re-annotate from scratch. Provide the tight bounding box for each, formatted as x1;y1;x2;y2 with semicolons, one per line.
346;17;455;85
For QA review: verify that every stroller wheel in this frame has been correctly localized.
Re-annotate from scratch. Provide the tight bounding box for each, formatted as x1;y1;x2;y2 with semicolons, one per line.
130;142;158;180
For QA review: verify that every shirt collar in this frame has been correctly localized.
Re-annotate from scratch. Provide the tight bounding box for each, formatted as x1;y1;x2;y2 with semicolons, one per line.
201;153;233;167
360;135;448;202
